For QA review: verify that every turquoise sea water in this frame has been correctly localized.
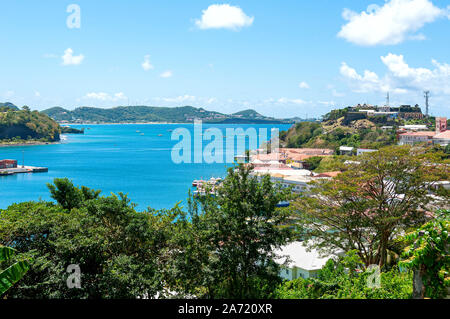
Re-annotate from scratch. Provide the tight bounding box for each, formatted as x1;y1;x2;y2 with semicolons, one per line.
0;124;291;211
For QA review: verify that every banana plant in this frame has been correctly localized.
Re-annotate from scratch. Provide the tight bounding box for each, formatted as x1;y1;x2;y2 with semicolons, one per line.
0;246;31;296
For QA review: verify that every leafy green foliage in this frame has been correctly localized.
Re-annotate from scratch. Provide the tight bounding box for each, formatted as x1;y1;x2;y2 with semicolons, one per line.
275;251;413;299
0;180;182;299
399;210;449;299
294;146;450;268
166;164;293;298
0;246;31;296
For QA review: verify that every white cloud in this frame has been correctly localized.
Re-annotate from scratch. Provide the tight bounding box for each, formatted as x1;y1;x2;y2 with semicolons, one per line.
62;48;84;65
142;55;154;71
84;92;127;101
276;98;307;105
340;62;388;93
340;53;450;95
154;95;197;103
338;0;446;46
195;4;254;30
160;70;173;78
34;91;41;98
43;53;58;59
298;81;310;89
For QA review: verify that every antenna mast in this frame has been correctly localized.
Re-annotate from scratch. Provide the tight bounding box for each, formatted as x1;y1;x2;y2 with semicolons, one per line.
424;91;430;117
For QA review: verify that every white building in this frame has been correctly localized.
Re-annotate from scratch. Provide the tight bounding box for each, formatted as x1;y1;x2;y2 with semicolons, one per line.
339;146;354;155
398;131;435;145
252;170;314;194
275;241;342;280
399;124;428;131
357;148;377;156
433;131;450;147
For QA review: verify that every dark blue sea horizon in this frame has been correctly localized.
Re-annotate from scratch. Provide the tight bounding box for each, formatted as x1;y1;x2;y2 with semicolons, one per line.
0;123;291;211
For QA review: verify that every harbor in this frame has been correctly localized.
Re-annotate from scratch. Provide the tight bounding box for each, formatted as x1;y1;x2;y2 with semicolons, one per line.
0;159;48;176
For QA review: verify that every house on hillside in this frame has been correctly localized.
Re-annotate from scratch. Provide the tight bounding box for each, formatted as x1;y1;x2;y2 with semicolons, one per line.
357;149;377;156
275;241;342;280
339;146;354;155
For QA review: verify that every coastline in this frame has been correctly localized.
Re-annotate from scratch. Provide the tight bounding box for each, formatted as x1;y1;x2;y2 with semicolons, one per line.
0;141;60;147
62;121;292;126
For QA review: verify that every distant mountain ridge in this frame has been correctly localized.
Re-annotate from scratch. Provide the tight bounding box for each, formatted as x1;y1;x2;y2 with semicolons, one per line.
42;105;295;124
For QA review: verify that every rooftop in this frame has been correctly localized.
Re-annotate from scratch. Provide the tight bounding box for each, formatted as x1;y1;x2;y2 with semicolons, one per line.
433;130;450;139
399;131;436;137
274;241;341;271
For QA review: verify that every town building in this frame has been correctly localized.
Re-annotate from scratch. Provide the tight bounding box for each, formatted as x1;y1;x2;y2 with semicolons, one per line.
251;148;334;169
399;125;428;131
398;131;436;145
435;117;447;133
433;131;450;147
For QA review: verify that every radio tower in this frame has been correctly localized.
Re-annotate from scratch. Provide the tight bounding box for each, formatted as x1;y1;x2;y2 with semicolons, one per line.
424;91;430;117
386;92;390;106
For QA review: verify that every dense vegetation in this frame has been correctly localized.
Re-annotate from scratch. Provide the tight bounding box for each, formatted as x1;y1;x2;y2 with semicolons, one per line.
42;105;294;124
1;147;448;299
0;106;60;143
0;165;293;299
275;251;414;299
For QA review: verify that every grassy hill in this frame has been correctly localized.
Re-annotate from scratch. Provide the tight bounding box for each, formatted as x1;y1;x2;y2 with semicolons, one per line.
0;106;61;143
42;105;294;124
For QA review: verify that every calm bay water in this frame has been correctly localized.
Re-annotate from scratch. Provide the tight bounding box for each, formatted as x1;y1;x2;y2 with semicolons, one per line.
0;124;291;211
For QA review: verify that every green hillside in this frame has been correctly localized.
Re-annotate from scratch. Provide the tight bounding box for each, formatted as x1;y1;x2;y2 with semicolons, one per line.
0;106;61;143
280;109;398;151
42;105;294;124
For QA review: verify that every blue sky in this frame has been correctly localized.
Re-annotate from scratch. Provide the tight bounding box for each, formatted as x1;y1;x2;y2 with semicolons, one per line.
1;0;450;117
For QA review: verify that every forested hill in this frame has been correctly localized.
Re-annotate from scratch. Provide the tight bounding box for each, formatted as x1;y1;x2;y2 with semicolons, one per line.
0;102;19;111
0;106;61;142
42;105;294;124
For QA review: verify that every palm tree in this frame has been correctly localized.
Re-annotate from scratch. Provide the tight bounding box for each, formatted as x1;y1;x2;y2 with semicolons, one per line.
0;246;31;296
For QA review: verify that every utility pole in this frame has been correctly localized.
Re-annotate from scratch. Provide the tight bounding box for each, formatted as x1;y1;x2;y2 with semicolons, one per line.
424;91;430;117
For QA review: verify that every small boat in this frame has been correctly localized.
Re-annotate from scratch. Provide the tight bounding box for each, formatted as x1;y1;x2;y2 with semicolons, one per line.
158;134;163;137
140;133;145;136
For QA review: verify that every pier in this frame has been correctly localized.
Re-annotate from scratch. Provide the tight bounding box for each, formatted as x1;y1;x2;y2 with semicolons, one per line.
0;159;48;176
